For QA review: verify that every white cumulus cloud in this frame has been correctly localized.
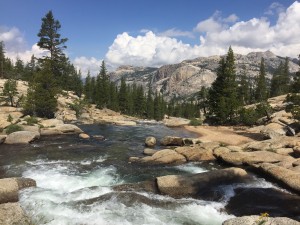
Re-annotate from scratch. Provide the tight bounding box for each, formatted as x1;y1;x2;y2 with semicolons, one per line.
0;26;47;63
73;56;103;77
159;28;194;38
105;31;202;68
106;1;300;69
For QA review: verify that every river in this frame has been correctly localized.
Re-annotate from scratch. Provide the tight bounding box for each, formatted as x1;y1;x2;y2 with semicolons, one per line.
0;123;286;225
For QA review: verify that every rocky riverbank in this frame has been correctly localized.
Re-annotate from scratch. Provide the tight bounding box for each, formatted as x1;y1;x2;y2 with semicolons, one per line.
0;178;36;224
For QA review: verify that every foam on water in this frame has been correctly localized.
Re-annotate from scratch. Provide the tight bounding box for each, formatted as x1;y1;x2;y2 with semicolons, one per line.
175;162;208;174
19;158;234;225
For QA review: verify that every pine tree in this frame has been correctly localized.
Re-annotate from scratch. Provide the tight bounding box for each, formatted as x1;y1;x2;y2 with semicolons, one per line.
90;76;96;103
146;86;154;119
270;58;290;97
2;79;18;107
133;85;145;117
108;82;119;111
197;86;209;114
208;47;240;124
84;71;92;102
238;66;250;105
118;77;128;113
23;55;36;81
37;10;68;61
255;57;268;101
37;10;69;88
14;57;25;79
291;54;300;93
24;60;57;118
154;91;162;120
0;41;5;78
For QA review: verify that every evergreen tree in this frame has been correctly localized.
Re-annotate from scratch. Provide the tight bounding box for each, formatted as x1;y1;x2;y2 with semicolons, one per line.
208;47;240;124
270;58;290;97
90;76;96;103
0;41;5;78
146;86;154;119
154;91;162;120
118;77;128;113
95;61;110;108
138;86;146;117
14;57;25;79
37;10;68;61
108;82;119;111
23;55;36;81
197;86;209;114
2;79;18;107
291;54;300;93
255;57;268;101
84;71;92;102
24;60;57;118
37;10;68;88
238;66;250;105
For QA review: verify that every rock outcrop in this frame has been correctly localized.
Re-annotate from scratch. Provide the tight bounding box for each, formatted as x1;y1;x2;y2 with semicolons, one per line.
131;149;187;165
156;167;247;198
5;131;40;144
0;203;32;225
41;124;83;135
175;146;215;161
223;216;300;225
0;178;36;204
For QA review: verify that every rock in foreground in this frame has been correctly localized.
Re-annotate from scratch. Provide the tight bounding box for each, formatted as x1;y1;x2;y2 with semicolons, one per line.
156;167;248;198
0;203;32;225
223;216;300;225
0;178;36;204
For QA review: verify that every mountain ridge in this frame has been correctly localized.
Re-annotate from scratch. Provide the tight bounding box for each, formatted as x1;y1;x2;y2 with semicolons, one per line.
109;51;299;100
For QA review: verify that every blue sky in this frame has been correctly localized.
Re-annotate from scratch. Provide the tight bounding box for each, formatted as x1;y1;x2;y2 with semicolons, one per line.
0;0;299;75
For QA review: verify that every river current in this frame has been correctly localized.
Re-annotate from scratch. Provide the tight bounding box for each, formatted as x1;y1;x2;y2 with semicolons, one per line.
0;123;282;225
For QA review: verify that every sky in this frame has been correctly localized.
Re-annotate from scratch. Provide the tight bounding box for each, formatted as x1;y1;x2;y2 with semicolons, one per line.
0;0;299;76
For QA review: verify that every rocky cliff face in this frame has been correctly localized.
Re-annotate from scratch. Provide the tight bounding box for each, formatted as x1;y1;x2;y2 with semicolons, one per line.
110;51;299;101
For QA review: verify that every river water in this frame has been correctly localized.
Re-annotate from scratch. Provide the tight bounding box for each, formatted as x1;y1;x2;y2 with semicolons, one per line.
0;123;286;225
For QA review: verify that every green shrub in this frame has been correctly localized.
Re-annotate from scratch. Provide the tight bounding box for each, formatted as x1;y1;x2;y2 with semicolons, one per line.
24;116;39;126
7;114;13;123
286;93;300;120
189;118;202;126
5;124;23;134
68;99;88;117
238;102;273;126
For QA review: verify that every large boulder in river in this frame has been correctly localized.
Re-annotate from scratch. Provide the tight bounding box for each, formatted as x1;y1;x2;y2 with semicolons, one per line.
41;124;83;135
5;131;40;144
156;167;247;198
223;216;300;225
135;149;187;165
175;146;216;161
0;178;36;204
258;163;300;193
216;150;294;166
145;136;156;147
0;203;32;225
160;136;183;146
